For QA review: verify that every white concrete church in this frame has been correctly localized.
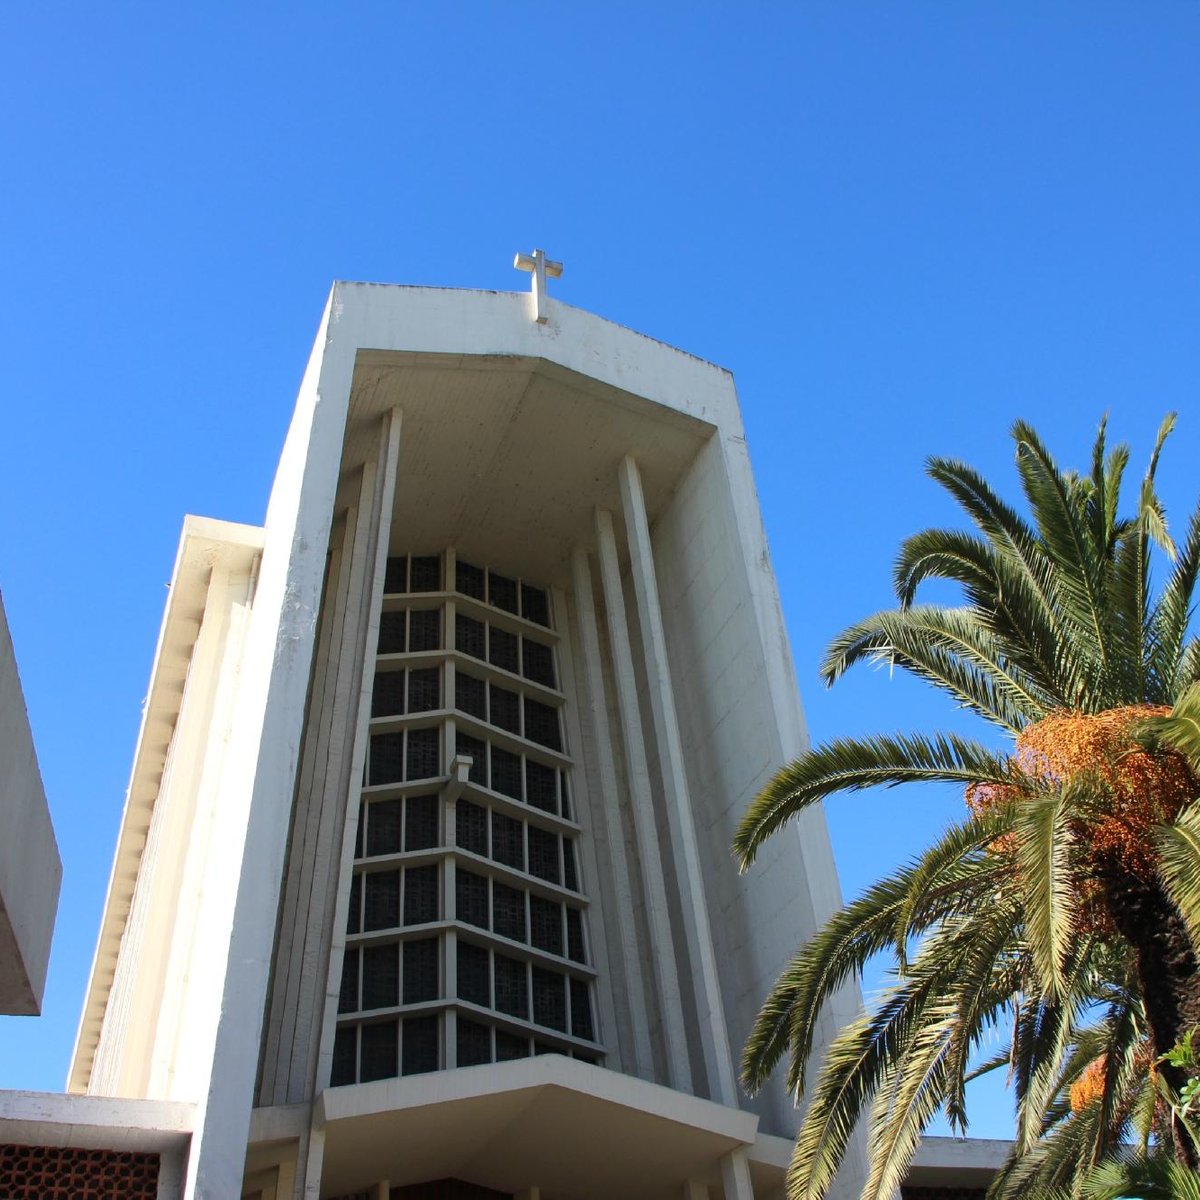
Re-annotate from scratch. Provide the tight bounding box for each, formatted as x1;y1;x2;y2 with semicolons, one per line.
0;261;1000;1199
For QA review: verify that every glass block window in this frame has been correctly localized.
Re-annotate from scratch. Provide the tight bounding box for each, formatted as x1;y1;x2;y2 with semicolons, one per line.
334;549;600;1088
404;864;439;926
362;942;399;1010
372;670;406;718
489;685;520;734
532;967;567;1032
490;746;522;800
494;954;528;1019
456;614;486;660
528;826;561;886
406;728;440;781
491;812;524;871
455;672;486;721
403;937;439;1004
405;795;439;851
456;799;487;856
489;627;519;674
457;1018;491;1067
523;699;561;751
409;609;441;652
458;941;491;1008
456;559;485;600
488;571;519;615
521;583;550;627
409;556;442;592
522;639;556;688
492;881;526;943
365;799;402;856
360;1021;398;1081
456;869;488;929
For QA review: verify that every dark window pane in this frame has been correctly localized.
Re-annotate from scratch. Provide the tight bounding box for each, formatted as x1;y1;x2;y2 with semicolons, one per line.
496;1030;530;1061
331;1027;357;1086
489;626;519;674
355;800;364;858
456;732;486;786
403;937;439;1004
524;699;561;751
494;954;528;1019
402;1015;439;1075
406;728;440;781
384;555;407;594
405;794;438;851
566;908;585;963
366;799;402;857
532;967;567;1032
457;940;490;1007
574;1051;598;1065
409;556;442;592
491;812;524;871
346;872;362;934
563;840;578;892
409;608;441;652
407;668;440;713
521;639;555;687
456;613;486;660
492;881;526;943
559;777;571;821
489;685;520;734
456;799;487;856
455;672;486;720
491;746;522;800
457;1018;491;1067
378;610;407;654
525;761;557;814
528;826;560;885
456;869;488;929
362;942;399;1010
488;571;519;614
338;947;360;1014
456;559;485;600
364;870;400;931
360;1021;398;1081
530;895;563;957
369;733;405;786
521;584;550;627
570;979;594;1040
371;670;406;718
403;864;439;925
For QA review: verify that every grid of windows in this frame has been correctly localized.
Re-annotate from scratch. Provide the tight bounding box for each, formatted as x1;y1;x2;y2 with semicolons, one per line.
332;550;601;1087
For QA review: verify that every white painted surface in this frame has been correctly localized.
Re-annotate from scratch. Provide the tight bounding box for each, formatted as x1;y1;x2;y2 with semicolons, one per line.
0;591;60;1014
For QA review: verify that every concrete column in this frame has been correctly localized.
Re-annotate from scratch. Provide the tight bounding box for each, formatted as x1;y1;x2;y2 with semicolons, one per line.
720;1148;754;1200
618;454;737;1105
568;550;653;1078
683;1180;710;1200
593;508;691;1092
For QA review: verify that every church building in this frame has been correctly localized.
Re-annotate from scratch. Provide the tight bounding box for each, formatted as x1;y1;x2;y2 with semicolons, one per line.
0;262;999;1199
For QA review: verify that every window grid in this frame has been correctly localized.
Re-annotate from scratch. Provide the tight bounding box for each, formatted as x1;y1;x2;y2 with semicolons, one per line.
334;550;600;1088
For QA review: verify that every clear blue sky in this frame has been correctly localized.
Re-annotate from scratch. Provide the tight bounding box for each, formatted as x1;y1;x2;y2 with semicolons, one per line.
2;4;1198;1139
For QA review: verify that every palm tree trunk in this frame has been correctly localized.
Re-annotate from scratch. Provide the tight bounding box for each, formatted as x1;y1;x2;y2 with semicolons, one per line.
1101;859;1200;1169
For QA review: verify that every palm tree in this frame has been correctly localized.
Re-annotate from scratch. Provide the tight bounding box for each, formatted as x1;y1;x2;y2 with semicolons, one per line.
734;417;1200;1199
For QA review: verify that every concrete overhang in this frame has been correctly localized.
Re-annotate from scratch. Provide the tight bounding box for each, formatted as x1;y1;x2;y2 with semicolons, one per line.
68;517;265;1093
309;1055;789;1199
0;1090;193;1155
0;592;60;1014
906;1135;1009;1188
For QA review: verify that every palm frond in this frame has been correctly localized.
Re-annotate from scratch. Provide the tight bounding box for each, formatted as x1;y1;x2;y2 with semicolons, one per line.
1154;805;1200;951
734;731;1013;868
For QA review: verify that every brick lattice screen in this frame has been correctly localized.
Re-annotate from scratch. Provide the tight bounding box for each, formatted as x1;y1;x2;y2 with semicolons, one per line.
0;1144;160;1199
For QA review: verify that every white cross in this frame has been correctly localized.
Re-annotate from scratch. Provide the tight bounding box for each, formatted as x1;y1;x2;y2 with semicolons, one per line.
513;248;563;324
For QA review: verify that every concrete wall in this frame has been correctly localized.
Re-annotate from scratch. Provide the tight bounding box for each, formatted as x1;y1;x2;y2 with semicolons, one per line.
0;590;60;1015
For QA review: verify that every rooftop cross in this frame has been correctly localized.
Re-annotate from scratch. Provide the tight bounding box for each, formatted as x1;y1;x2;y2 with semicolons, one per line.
513;248;563;324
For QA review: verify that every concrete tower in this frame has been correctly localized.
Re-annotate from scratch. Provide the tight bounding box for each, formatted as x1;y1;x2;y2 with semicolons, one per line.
65;272;866;1199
